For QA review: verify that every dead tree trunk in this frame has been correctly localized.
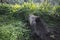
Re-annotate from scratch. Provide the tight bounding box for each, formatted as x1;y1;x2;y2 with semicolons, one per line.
28;14;52;40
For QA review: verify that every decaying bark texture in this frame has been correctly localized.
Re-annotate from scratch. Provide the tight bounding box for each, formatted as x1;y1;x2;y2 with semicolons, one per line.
28;14;52;40
54;23;60;40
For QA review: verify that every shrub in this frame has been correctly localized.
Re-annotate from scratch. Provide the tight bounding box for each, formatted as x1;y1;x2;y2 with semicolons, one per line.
0;21;30;40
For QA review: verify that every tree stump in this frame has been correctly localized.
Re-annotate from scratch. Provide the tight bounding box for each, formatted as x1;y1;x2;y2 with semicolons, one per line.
28;14;52;40
54;23;60;40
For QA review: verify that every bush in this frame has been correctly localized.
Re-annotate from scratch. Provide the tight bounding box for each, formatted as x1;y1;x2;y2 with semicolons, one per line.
0;21;30;40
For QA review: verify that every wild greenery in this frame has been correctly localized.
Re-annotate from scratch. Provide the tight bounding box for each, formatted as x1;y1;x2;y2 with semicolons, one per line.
0;2;60;40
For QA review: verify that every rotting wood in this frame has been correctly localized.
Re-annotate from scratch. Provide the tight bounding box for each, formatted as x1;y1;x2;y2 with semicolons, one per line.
28;14;53;40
